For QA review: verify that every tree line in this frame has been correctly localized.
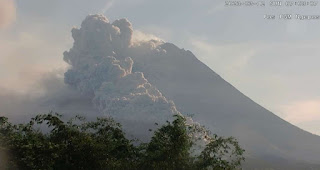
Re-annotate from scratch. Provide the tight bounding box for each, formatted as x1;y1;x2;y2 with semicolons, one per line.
0;113;244;170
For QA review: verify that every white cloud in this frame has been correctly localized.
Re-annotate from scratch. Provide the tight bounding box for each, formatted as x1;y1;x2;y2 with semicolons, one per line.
0;0;16;29
0;31;69;93
101;0;114;14
139;25;173;42
190;39;256;74
277;100;320;135
279;100;320;124
132;30;163;42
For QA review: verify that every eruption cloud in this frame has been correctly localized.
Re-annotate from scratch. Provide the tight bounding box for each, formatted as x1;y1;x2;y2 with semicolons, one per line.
63;15;185;140
0;14;208;147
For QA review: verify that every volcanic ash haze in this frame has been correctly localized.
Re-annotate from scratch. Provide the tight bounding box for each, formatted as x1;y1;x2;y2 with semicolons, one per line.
63;14;205;142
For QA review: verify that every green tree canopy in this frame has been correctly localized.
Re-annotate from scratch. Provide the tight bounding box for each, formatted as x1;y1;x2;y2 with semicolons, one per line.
0;113;244;170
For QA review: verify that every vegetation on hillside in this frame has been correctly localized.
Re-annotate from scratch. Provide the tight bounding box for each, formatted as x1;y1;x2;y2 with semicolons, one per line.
0;113;244;170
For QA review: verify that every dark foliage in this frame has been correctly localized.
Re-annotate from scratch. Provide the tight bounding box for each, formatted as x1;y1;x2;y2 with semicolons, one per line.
0;113;244;170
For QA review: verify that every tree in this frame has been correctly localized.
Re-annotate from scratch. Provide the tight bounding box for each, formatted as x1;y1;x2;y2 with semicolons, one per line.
141;115;193;169
195;136;245;170
0;113;244;170
0;113;138;170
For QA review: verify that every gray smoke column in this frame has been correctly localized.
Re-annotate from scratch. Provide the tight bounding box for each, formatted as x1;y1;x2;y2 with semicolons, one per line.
63;14;183;140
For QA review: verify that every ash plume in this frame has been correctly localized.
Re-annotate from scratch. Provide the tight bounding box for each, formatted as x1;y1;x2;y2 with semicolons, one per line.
63;15;187;140
0;14;209;145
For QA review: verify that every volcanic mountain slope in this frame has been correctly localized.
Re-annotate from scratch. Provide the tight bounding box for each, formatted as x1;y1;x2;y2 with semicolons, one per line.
60;14;320;168
128;42;320;168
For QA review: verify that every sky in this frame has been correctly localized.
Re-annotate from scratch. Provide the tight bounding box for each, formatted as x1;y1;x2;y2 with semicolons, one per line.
0;0;319;135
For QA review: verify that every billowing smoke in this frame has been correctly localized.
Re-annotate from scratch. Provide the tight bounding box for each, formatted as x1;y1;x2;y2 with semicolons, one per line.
63;15;184;140
0;14;208;145
62;14;211;146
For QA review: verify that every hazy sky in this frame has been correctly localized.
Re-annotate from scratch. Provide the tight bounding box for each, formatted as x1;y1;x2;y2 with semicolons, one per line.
1;0;319;135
